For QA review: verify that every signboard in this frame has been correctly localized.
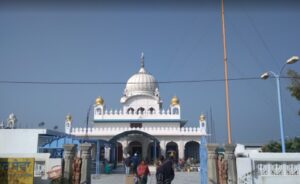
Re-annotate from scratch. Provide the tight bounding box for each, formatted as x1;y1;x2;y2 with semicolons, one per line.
0;158;34;184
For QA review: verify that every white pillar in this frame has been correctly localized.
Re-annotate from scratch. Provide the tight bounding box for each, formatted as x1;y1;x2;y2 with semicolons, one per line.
105;147;111;162
160;140;166;157
178;141;185;160
121;141;128;157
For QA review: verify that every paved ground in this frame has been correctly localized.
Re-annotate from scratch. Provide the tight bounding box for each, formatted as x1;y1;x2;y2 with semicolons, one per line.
91;166;200;184
92;172;200;184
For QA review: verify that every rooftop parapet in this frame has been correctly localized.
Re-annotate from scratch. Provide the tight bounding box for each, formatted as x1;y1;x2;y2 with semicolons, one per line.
71;126;206;136
94;108;180;120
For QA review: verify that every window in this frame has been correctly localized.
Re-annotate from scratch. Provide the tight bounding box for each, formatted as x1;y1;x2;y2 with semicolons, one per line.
96;108;102;115
130;123;142;128
149;107;155;114
172;108;179;114
137;107;145;115
127;108;134;114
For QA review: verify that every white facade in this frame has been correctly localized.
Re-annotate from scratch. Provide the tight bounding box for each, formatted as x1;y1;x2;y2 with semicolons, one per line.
70;55;206;161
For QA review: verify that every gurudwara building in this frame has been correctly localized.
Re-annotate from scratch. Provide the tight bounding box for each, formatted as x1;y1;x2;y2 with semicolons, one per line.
68;54;207;163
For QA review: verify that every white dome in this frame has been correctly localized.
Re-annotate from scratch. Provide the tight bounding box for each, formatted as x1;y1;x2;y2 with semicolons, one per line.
125;67;159;96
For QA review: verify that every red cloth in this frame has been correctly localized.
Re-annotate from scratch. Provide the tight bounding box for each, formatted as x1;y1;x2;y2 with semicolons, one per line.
137;164;150;176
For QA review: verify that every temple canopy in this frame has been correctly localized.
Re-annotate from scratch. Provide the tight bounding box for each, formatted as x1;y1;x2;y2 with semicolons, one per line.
109;130;160;143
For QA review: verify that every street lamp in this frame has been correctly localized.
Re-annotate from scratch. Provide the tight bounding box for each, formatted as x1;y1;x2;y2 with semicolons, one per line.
85;102;95;141
261;56;299;153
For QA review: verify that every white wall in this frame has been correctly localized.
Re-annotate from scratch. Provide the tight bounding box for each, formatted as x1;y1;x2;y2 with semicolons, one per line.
237;153;300;184
0;129;46;154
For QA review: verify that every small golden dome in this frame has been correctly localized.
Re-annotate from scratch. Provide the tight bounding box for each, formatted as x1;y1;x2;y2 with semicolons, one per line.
171;96;180;106
95;96;104;105
66;114;72;122
200;114;206;121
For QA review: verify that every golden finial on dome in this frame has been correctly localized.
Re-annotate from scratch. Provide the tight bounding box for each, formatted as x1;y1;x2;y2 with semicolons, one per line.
200;114;206;121
95;96;104;105
66;114;72;122
171;96;180;106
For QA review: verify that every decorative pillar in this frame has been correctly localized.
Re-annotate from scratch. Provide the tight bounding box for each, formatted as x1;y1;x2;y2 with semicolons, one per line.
160;141;166;157
178;141;185;160
224;144;237;184
121;141;128;157
63;144;77;183
104;147;111;162
80;143;92;184
207;144;219;184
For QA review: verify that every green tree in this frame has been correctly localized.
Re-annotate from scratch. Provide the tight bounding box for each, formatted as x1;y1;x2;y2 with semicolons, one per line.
262;137;300;152
287;69;300;115
261;141;282;152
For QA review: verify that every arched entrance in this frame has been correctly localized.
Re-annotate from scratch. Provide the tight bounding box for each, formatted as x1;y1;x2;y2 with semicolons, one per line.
166;141;178;161
185;141;200;162
128;141;142;156
109;130;160;163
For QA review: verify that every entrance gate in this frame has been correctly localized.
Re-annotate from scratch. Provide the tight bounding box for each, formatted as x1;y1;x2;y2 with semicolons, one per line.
109;130;160;165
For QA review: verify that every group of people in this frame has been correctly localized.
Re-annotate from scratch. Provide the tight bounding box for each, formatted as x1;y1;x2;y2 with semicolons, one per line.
124;153;175;184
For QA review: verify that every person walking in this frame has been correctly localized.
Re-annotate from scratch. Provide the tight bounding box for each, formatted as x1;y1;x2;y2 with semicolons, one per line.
158;153;175;184
137;160;150;184
156;155;165;184
124;155;132;176
131;153;140;174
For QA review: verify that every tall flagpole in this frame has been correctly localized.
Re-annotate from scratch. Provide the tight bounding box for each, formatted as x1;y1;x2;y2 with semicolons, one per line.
221;0;232;144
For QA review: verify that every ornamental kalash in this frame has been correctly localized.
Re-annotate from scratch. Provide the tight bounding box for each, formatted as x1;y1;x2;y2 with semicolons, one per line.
67;54;207;163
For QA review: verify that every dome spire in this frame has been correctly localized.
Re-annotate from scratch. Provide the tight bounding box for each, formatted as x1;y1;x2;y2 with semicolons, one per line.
141;52;145;68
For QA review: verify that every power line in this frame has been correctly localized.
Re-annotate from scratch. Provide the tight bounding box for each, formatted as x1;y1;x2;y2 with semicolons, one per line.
0;77;260;85
0;76;297;85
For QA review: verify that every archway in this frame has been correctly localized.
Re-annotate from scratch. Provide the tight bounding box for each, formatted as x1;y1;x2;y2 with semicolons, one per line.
109;130;160;163
148;107;155;114
166;141;178;161
172;107;179;114
184;141;200;162
128;141;142;156
127;107;134;114
137;107;145;115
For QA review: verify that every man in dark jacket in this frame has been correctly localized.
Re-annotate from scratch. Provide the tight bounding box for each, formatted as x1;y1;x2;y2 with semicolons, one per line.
157;154;175;184
162;156;175;184
156;155;165;184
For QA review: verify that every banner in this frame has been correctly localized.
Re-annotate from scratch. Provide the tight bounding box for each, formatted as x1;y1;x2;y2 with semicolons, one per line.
0;158;34;184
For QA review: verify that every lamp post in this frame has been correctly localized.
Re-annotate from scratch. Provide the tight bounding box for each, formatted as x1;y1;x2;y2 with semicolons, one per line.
261;56;299;153
85;102;94;141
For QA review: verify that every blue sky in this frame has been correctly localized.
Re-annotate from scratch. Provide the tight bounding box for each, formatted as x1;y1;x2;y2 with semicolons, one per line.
0;0;300;144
